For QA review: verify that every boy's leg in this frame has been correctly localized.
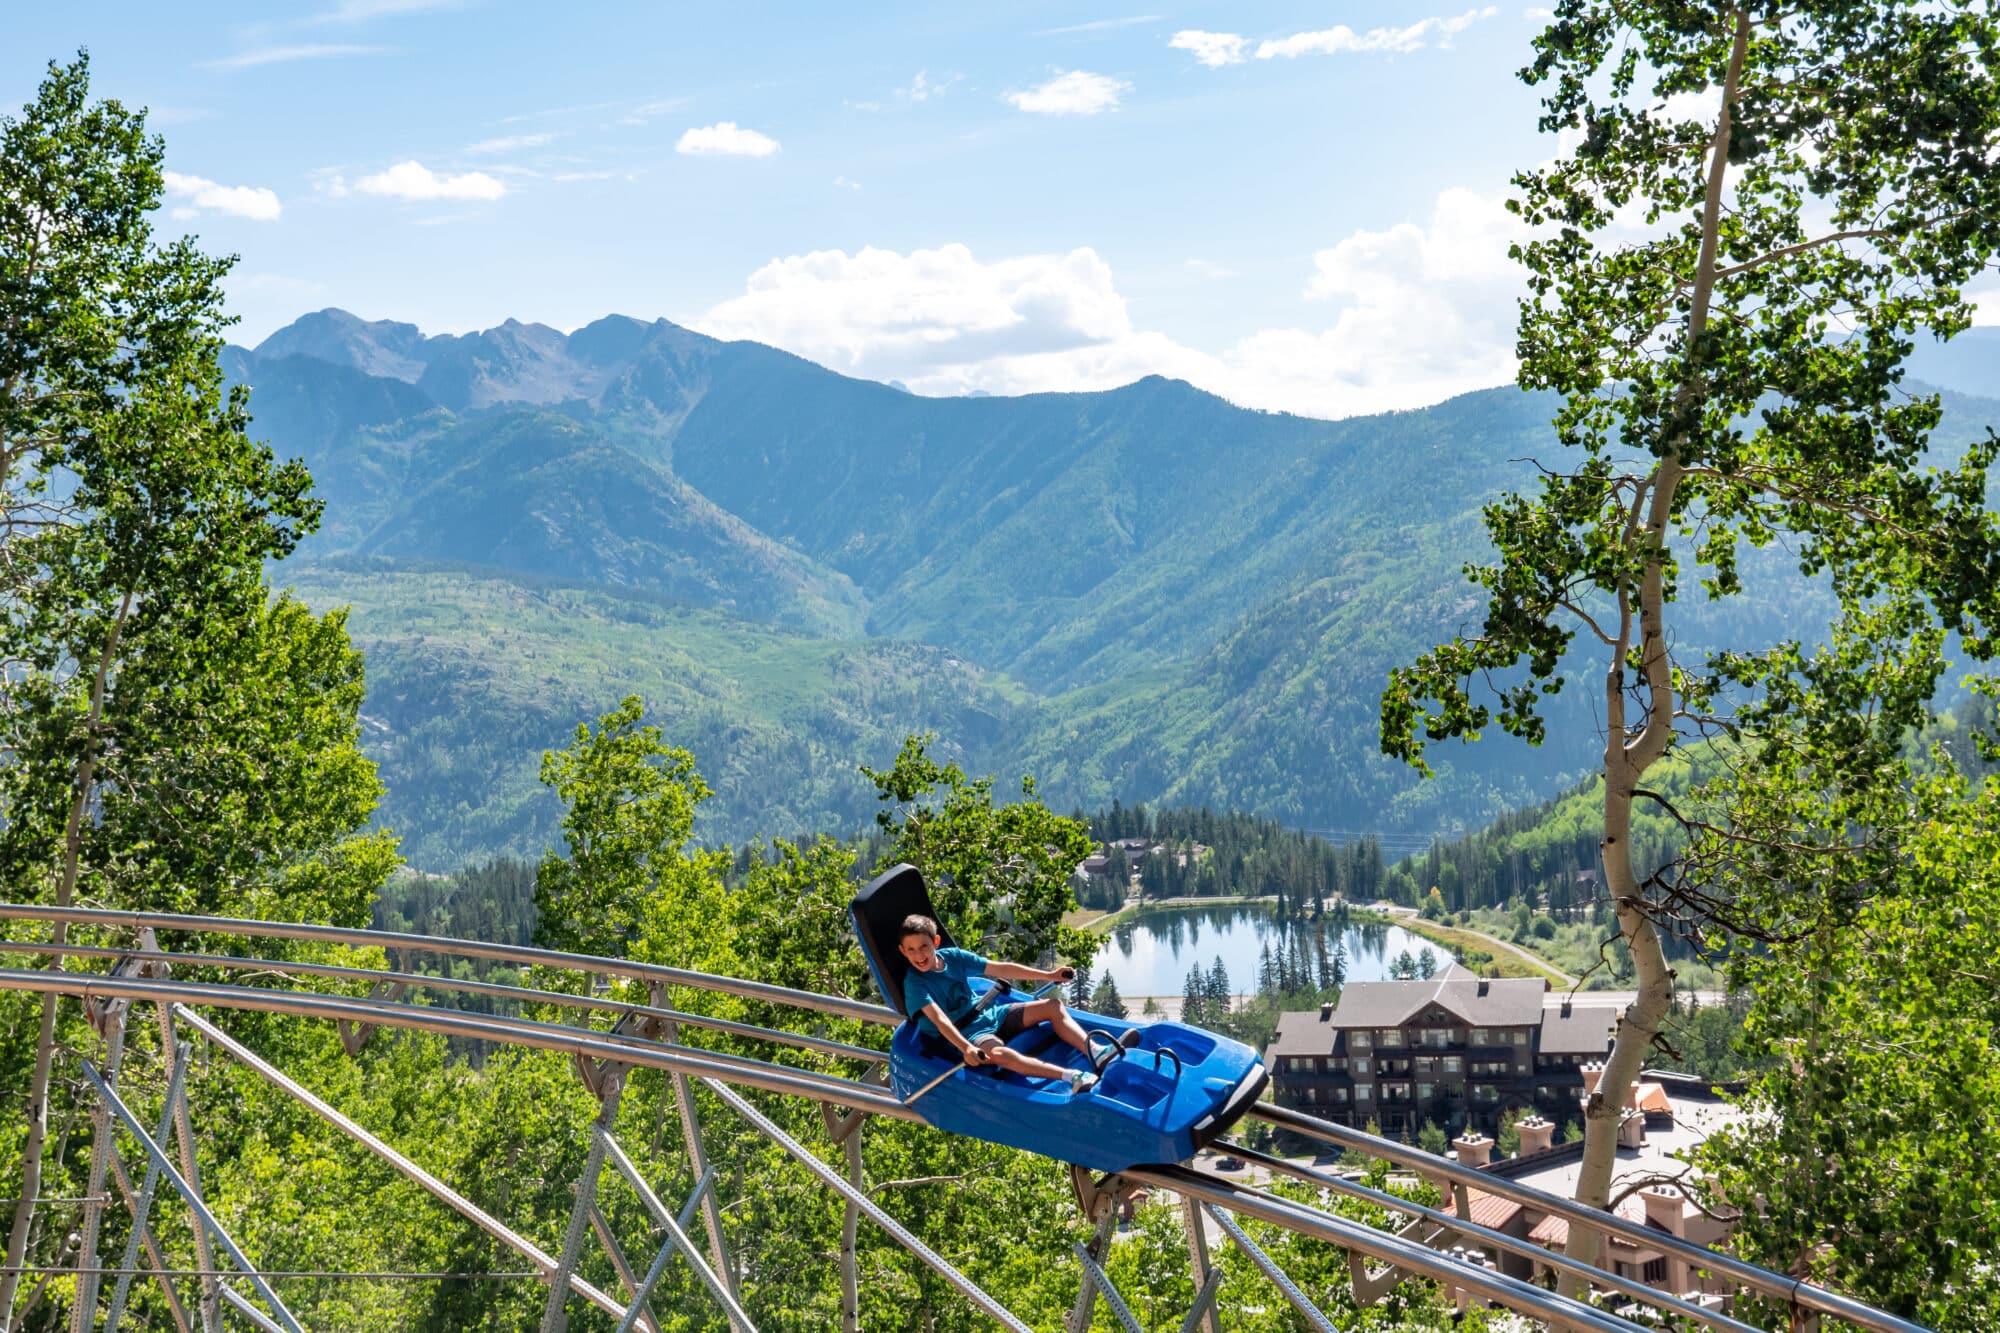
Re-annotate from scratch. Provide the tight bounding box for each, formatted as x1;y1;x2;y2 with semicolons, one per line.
973;1035;1077;1084
1013;996;1094;1059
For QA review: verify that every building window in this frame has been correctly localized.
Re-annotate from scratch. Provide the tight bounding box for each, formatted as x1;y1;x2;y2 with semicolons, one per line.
1377;1029;1400;1046
1356;1085;1371;1102
1643;1258;1667;1285
1418;1083;1434;1100
1351;1031;1371;1050
1353;1058;1370;1077
1512;1030;1529;1046
1445;1056;1462;1073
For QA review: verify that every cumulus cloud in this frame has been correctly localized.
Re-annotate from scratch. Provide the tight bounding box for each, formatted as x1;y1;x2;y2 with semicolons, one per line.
162;171;282;221
1007;70;1130;115
693;203;1531;419
676;122;781;156
1175;9;1499;69
354;160;506;201
1170;31;1249;67
1258;7;1498;58
833;175;863;191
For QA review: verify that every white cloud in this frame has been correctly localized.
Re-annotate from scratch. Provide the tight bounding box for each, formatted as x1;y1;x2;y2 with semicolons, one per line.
1007;70;1130;115
693;206;1530;419
1972;286;2000;326
1037;16;1162;36
903;71;943;102
676;122;781;157
354;160;506;201
466;132;556;154
1184;258;1240;279
698;244;1134;379
833;175;863;192
162;171;282;221
204;43;387;69
311;0;460;21
1170;31;1249;67
552;170;615;182
1258;8;1498;58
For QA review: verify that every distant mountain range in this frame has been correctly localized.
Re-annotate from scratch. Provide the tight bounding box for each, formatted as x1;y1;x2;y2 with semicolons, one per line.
230;311;2000;868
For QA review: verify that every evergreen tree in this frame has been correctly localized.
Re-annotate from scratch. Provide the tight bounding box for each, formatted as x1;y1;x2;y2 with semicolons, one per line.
1089;973;1128;1021
1180;963;1206;1029
1068;962;1093;1008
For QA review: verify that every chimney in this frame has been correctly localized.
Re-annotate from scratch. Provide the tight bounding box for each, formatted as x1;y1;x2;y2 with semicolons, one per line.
1639;1186;1684;1238
1515;1116;1555;1157
1559;997;1573;1018
1452;1132;1494;1168
1580;1061;1606;1098
1476;978;1490;997
1320;1001;1334;1021
1618;1109;1646;1148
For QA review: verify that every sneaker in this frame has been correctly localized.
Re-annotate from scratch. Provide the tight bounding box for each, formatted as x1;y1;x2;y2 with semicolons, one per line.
1093;1028;1144;1072
1068;1070;1099;1095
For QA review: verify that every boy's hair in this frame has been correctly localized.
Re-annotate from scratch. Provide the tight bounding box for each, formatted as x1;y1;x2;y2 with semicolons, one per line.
899;913;939;941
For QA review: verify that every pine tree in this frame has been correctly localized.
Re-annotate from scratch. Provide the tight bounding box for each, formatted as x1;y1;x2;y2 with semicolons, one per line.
1089;973;1128;1021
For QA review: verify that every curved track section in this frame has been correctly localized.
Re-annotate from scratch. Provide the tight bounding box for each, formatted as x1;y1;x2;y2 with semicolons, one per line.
0;904;1930;1333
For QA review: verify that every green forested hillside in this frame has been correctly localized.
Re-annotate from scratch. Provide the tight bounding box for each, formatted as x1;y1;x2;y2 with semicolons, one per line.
235;310;2000;868
285;564;1024;867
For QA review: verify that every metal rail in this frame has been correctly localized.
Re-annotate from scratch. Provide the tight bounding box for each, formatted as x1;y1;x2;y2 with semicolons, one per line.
1129;1167;1650;1333
0;904;897;1025
1;905;1935;1333
1247;1102;1930;1333
1219;1139;1765;1333
0;938;886;1064
0;970;914;1121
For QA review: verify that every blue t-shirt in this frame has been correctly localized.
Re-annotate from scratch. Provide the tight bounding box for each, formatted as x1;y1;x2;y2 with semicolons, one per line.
904;946;994;1040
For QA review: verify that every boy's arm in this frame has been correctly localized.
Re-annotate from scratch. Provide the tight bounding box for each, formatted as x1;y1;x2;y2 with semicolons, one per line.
920;1003;987;1063
981;960;1078;986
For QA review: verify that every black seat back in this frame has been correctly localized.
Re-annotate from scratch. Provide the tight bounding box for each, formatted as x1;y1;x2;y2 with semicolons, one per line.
849;863;955;1020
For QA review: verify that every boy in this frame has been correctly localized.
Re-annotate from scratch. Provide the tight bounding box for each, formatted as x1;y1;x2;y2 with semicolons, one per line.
898;913;1117;1093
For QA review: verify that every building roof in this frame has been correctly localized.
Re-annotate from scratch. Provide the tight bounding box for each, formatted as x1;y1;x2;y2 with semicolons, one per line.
1464;1189;1523;1231
1538;1004;1619;1055
1323;977;1548;1030
1266;1008;1337;1059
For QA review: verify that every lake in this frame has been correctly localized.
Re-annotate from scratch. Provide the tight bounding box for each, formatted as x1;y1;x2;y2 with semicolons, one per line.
1093;903;1445;996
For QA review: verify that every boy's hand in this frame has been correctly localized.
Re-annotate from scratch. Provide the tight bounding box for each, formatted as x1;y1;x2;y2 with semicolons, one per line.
962;1044;986;1065
1055;965;1076;982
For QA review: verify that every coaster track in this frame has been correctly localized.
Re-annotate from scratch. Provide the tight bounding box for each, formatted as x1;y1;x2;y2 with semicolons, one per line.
0;905;1930;1333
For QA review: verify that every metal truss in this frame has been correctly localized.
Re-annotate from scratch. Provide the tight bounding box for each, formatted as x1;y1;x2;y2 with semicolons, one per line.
0;903;1934;1333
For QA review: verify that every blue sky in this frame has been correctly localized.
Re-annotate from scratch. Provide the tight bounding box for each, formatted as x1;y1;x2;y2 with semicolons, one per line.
0;3;1820;417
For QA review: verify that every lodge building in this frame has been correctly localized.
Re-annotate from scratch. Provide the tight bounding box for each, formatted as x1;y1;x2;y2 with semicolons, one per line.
1265;974;1618;1135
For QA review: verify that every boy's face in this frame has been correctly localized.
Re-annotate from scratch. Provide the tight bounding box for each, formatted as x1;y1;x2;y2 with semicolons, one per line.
898;931;939;972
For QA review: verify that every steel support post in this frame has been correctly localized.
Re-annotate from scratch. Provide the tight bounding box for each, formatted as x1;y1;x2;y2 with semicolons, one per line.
657;1011;738;1302
103;1045;189;1333
607;1150;754;1333
1176;1267;1224;1333
538;1087;622;1333
585;1202;659;1333
1070;1243;1144;1333
1179;1191;1222;1333
1066;1209;1118;1333
155;1006;220;1332
817;1102;865;1333
172;1006;635;1323
104;1146;193;1333
1205;1204;1338;1333
699;1077;1036;1333
71;1001;128;1331
78;1061;305;1333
